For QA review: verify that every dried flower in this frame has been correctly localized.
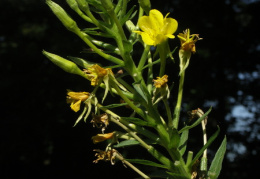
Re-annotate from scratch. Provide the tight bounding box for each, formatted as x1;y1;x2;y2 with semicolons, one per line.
84;64;112;86
178;29;202;54
153;75;168;88
91;113;109;133
93;149;117;165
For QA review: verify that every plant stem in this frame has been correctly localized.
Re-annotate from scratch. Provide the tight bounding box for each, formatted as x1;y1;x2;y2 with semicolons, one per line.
138;45;150;71
173;70;185;129
115;153;150;179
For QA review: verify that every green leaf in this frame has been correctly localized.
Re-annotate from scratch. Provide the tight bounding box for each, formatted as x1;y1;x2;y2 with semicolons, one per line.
113;139;140;148
168;128;180;149
178;107;212;134
113;139;155;148
178;130;189;156
121;117;155;127
119;5;137;25
100;103;128;109
189;126;220;168
132;80;149;103
126;159;169;169
208;136;227;179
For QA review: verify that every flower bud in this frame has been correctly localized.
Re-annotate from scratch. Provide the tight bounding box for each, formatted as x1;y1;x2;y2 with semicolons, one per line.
42;50;86;77
46;0;79;32
138;0;151;14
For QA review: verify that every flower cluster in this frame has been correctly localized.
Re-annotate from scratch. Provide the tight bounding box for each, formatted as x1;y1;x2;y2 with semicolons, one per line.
45;1;226;178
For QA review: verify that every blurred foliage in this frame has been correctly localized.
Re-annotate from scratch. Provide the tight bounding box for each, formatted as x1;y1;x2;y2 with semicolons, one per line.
1;0;260;178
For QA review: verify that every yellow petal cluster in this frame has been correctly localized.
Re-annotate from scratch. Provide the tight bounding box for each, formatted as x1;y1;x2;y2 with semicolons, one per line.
134;9;178;46
66;90;90;112
153;75;168;88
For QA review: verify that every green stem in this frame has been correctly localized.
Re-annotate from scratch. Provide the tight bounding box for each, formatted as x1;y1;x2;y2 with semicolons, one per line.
163;98;172;127
110;79;146;118
146;52;153;94
173;70;185;129
138;45;150;71
115;153;150;179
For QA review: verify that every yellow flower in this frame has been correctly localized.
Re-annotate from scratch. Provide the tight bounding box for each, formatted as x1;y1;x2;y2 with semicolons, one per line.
178;29;202;54
92;132;114;144
84;64;112;86
134;9;178;46
153;75;168;88
66;90;90;112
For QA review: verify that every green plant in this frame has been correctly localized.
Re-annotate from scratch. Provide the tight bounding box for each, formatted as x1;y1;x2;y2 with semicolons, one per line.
43;0;226;178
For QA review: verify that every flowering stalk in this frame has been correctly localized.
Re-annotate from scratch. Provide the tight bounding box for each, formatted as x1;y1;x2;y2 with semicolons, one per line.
44;1;226;178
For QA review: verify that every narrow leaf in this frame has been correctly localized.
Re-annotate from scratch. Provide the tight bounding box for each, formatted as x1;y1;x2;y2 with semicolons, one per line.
166;172;190;179
178;129;189;156
179;107;212;134
168;128;180;149
121;117;155;127
113;140;140;148
100;103;128;109
208;136;227;179
126;159;168;169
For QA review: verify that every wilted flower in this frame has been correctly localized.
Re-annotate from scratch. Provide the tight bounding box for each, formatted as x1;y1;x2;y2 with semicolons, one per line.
92;132;114;144
91;113;109;133
66;90;90;112
93;149;117;165
178;29;202;54
84;64;112;86
134;9;178;46
153;75;168;88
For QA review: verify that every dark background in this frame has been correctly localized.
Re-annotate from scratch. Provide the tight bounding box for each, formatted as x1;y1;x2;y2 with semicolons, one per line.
1;0;260;178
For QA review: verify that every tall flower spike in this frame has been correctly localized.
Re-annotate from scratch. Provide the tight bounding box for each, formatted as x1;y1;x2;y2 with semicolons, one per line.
66;90;90;112
133;9;178;46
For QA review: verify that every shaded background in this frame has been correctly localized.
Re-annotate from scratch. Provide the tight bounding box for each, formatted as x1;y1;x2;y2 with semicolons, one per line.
1;0;260;178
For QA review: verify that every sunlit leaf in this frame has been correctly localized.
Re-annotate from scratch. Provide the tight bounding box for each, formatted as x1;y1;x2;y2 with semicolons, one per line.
178;129;189;156
208;136;227;179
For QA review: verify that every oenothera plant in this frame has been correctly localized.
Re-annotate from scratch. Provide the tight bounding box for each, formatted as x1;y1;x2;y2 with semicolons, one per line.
43;0;226;178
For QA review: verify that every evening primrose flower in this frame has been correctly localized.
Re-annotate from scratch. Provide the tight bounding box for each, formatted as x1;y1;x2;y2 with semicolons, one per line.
153;75;168;88
134;9;178;46
66;90;90;112
92;132;114;144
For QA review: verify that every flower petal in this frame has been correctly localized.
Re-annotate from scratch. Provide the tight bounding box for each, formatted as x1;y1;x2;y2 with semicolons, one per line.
162;18;178;35
149;9;164;33
140;32;155;46
138;16;155;36
71;100;81;112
